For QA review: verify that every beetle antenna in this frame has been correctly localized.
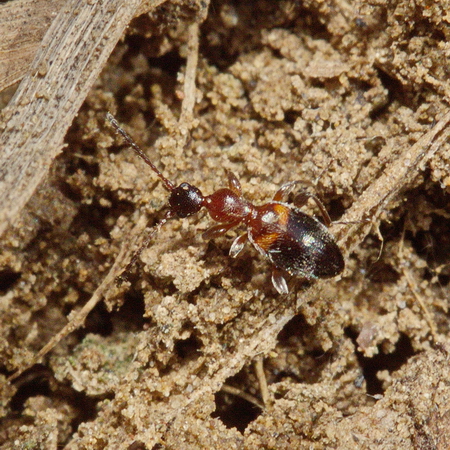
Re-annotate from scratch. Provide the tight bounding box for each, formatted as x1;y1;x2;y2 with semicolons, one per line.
106;112;175;192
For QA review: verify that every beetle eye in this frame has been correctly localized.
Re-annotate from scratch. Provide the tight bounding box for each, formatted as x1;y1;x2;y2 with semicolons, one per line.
169;183;204;218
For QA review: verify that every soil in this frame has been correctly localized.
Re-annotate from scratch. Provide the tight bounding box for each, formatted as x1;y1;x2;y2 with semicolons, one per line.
1;0;450;449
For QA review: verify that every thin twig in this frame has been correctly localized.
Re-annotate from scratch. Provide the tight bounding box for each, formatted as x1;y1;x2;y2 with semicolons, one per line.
254;355;270;406
402;268;438;342
221;384;265;410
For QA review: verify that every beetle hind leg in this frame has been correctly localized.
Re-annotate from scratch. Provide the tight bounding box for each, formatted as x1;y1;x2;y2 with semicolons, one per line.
273;181;331;227
271;268;289;294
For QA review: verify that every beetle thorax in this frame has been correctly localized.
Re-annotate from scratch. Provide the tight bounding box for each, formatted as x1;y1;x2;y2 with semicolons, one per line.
203;188;254;223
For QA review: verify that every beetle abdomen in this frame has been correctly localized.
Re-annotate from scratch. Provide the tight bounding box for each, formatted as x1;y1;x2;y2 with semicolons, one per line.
250;204;344;279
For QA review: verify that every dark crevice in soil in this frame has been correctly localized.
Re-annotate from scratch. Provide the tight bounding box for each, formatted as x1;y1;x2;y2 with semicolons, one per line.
213;374;262;432
346;329;416;395
9;363;110;440
0;269;21;294
174;333;204;361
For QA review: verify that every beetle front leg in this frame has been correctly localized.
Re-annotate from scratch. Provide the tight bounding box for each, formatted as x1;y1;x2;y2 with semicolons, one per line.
203;221;239;240
229;233;248;258
225;170;242;195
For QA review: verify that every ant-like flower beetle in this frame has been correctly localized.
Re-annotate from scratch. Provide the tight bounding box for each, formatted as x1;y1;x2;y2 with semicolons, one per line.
107;113;344;294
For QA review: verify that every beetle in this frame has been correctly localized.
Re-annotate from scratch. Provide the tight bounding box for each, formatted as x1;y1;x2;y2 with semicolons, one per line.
107;113;344;294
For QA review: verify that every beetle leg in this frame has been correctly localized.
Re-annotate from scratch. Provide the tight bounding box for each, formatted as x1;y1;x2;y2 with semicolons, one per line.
273;181;331;227
202;221;239;240
229;233;248;258
273;181;298;202
271;268;289;294
225;170;242;195
295;192;331;227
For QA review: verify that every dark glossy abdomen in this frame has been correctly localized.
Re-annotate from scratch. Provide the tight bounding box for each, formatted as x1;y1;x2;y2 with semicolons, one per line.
250;205;344;279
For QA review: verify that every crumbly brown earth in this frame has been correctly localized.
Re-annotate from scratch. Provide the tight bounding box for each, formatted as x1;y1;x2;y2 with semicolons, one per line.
1;0;450;449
